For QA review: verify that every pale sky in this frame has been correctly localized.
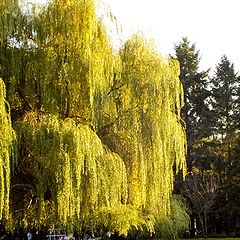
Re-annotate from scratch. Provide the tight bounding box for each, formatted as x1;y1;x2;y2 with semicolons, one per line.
34;0;240;72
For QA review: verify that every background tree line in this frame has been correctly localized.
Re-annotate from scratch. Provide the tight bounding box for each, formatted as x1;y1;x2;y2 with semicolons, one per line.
174;37;240;238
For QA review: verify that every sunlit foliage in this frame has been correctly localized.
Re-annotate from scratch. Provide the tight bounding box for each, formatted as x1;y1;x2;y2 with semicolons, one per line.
154;195;190;239
0;0;187;236
99;34;186;216
0;79;15;221
13;114;127;231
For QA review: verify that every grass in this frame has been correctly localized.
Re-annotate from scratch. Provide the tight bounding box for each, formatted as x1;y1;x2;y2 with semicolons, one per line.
185;238;240;240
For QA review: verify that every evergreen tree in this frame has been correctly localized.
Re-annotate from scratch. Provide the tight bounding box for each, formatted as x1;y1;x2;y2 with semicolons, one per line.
211;55;239;137
174;37;211;171
210;55;239;176
174;38;218;238
209;55;240;235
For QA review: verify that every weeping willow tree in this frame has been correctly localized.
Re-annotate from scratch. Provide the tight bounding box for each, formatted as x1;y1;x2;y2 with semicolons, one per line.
0;78;15;221
98;34;186;219
0;0;187;237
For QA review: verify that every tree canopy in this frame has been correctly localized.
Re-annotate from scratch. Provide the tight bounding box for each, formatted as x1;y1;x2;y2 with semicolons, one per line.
0;0;187;237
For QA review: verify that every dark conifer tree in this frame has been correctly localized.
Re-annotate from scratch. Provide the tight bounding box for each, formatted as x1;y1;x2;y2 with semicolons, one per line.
209;55;240;235
211;55;239;137
174;37;211;171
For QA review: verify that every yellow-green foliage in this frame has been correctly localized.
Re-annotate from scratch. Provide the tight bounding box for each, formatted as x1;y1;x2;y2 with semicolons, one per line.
154;196;190;239
34;0;98;118
2;0;117;123
103;35;186;217
96;204;155;236
14;115;128;229
0;79;14;220
0;0;187;236
0;0;20;43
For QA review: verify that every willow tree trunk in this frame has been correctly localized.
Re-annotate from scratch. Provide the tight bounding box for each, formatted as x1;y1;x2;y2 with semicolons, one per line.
203;209;208;239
